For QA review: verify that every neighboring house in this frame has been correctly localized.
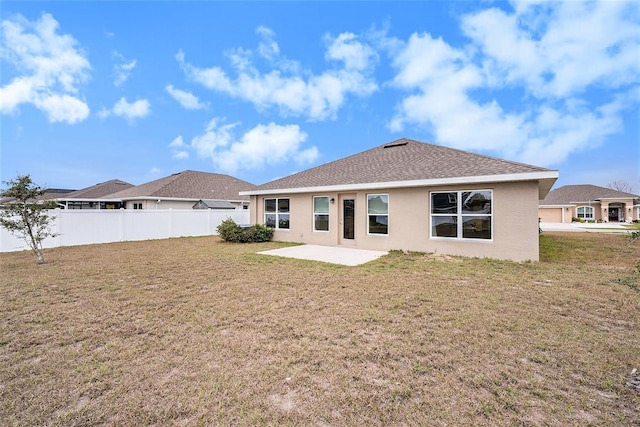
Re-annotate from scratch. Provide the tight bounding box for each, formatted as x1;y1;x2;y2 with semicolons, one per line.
539;184;640;223
240;138;558;262
192;199;237;210
103;170;255;210
0;188;75;206
56;179;133;209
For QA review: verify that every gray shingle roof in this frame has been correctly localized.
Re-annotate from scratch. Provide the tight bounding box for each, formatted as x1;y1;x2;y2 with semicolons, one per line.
63;179;133;199
248;138;555;192
102;170;255;201
540;184;639;205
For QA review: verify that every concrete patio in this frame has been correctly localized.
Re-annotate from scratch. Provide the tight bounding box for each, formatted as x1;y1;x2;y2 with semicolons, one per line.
258;245;388;266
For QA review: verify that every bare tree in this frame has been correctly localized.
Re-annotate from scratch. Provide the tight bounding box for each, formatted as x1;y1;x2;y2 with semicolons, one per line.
0;175;58;264
607;180;634;193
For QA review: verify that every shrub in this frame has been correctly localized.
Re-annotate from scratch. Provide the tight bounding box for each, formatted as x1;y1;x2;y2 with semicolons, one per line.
572;217;585;223
216;218;273;243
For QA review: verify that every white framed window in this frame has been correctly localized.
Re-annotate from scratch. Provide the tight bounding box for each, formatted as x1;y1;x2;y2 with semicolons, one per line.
576;206;594;220
367;194;388;235
313;196;329;232
430;190;492;240
265;198;290;229
133;203;142;210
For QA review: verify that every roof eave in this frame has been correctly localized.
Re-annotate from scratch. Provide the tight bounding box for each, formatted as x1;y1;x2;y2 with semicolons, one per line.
241;171;559;198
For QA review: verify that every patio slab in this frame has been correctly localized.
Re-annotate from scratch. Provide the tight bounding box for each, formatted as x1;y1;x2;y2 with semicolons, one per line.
258;245;388;266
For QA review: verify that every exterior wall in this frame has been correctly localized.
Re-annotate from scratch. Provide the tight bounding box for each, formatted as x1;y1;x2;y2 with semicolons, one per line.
124;199;197;210
250;181;541;262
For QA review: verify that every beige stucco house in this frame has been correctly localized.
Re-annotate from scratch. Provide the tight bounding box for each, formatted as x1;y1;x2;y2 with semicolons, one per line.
539;184;640;223
240;138;558;262
103;170;255;210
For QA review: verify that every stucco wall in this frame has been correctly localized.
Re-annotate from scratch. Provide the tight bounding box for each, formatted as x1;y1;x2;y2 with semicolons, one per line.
250;180;541;261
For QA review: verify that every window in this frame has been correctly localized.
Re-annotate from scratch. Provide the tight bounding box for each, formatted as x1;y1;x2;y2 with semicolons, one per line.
431;190;492;240
133;203;142;210
313;196;329;231
265;198;290;229
367;194;388;235
576;206;594;220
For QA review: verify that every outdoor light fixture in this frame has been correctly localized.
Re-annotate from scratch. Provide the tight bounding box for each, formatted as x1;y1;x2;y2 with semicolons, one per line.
330;198;335;204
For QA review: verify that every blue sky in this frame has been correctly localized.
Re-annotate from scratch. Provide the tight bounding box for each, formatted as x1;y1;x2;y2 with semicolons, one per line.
1;1;639;193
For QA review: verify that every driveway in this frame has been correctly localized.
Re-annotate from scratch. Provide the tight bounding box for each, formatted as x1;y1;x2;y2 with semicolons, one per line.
540;222;633;233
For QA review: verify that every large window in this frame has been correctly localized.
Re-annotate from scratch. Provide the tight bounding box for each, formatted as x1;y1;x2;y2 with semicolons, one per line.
313;196;329;231
367;194;388;235
265;198;290;229
431;190;492;240
576;206;594;220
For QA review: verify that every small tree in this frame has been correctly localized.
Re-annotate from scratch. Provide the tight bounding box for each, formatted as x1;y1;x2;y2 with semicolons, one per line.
607;180;634;193
0;175;58;264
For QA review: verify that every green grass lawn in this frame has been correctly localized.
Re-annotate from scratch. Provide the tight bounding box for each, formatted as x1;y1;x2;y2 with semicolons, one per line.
1;232;639;426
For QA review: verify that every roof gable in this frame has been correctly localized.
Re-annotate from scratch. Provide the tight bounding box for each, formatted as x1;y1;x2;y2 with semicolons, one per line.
102;170;256;201
246;138;556;195
540;184;640;205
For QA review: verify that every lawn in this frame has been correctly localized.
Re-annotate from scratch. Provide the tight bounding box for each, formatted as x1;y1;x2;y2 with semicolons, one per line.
1;232;639;426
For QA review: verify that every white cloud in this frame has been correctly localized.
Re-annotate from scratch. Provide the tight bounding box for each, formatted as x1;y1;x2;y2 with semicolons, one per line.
99;97;150;121
461;1;640;98
0;13;90;123
166;84;206;110
387;2;639;167
187;119;317;173
178;28;377;121
113;51;136;86
169;135;189;159
256;26;280;61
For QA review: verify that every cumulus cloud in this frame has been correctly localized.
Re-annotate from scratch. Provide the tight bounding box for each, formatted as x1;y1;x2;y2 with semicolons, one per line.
387;1;639;166
186;119;317;173
99;97;150;121
0;13;90;123
177;27;378;121
461;1;640;98
166;84;206;110
169;135;189;159
113;51;136;86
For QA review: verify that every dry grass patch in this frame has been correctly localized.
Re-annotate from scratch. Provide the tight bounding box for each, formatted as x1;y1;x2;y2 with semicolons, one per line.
1;233;639;426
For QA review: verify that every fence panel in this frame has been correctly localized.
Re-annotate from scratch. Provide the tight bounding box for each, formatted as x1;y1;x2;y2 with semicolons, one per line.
0;209;251;253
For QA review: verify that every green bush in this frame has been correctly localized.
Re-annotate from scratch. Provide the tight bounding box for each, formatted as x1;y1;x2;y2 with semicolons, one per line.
216;218;273;243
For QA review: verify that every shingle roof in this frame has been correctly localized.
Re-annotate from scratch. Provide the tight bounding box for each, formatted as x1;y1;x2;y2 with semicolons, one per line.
246;138;556;193
540;184;639;205
62;179;133;199
102;170;255;201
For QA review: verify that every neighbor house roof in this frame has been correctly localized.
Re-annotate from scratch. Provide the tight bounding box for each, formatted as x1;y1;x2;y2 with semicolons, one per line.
193;199;237;209
60;179;133;200
241;138;558;197
103;170;255;201
0;188;75;205
540;184;639;205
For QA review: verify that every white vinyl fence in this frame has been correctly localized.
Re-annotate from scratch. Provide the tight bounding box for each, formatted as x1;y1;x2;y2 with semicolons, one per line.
0;209;251;253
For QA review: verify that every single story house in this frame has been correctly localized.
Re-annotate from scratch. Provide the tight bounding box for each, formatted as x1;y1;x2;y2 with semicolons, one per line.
56;179;133;209
539;184;640;223
240;138;558;262
192;199;237;210
103;170;255;210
